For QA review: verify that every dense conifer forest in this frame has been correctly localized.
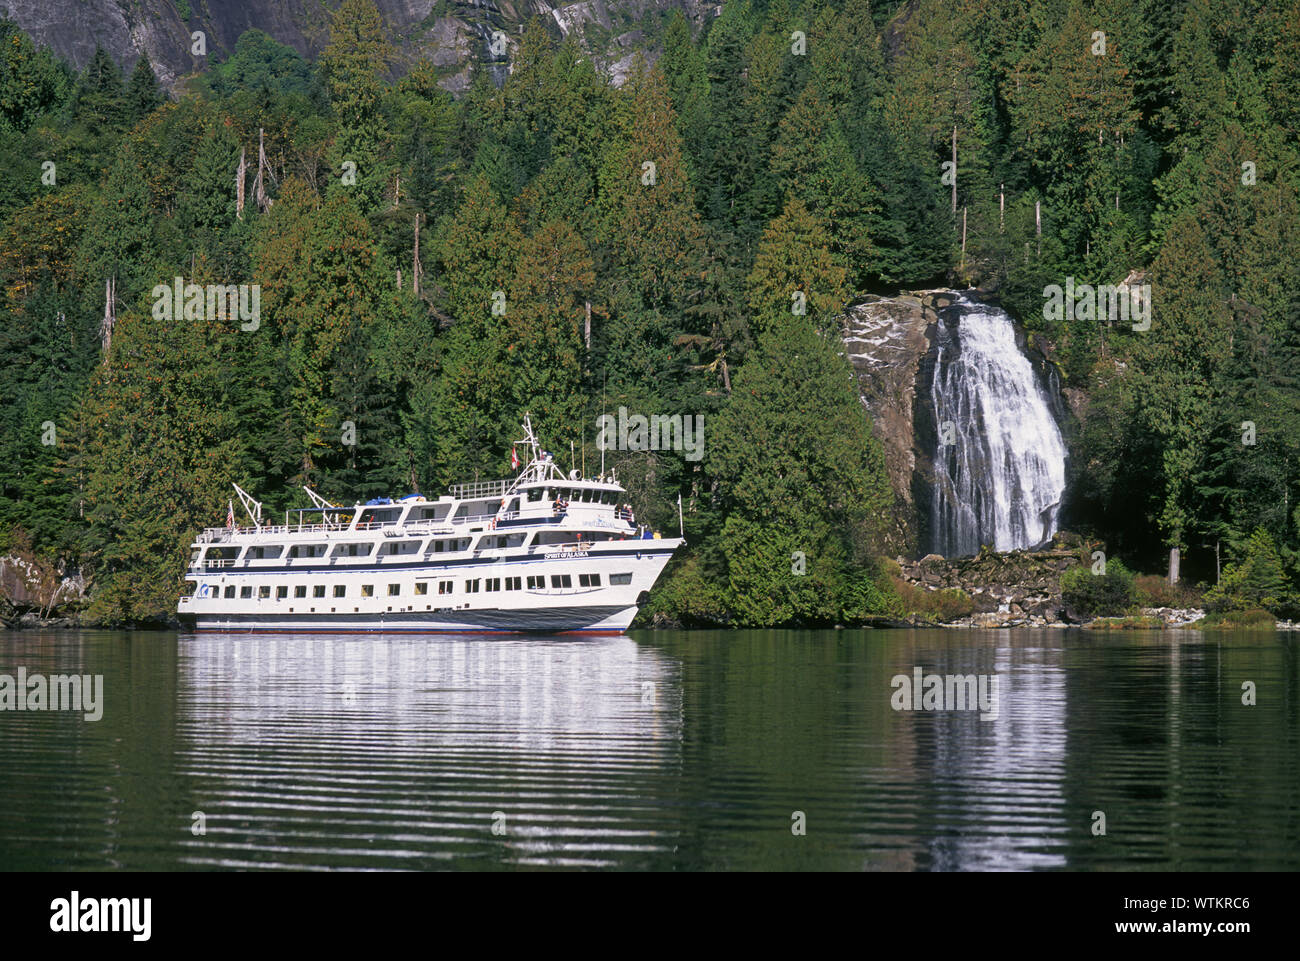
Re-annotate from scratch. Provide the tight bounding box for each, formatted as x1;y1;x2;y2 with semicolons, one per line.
1;0;1298;626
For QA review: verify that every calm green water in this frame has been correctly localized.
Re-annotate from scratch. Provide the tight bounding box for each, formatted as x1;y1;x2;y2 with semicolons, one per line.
0;628;1297;871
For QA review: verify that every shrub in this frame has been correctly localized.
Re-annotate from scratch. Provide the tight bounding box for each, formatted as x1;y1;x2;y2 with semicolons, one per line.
1134;574;1203;609
1204;529;1295;616
887;574;974;622
1060;557;1137;617
1195;608;1276;630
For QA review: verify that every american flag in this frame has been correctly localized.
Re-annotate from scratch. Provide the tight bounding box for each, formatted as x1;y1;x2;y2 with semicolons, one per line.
227;500;235;529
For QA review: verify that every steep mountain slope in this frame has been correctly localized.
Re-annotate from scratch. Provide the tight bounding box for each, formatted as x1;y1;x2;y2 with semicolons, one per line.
0;0;718;91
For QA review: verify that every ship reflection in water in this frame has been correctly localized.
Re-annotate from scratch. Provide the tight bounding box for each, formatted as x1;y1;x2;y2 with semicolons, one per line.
176;633;684;869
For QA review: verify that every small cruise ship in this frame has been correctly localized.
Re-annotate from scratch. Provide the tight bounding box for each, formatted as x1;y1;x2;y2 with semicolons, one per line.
177;416;683;634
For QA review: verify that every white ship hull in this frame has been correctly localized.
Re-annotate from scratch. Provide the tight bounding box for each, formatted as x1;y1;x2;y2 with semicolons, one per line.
187;605;639;635
180;540;680;635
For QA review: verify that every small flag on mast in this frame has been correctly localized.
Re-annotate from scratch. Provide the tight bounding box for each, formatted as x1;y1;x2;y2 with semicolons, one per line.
227;500;235;529
511;446;519;469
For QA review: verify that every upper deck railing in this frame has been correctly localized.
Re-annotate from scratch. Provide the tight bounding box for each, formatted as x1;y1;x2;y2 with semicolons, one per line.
447;478;512;500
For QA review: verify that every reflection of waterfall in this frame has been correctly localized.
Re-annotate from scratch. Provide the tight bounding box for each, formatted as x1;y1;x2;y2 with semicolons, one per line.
930;295;1067;556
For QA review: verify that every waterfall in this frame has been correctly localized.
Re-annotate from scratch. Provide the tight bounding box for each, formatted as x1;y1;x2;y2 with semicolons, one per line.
929;294;1067;556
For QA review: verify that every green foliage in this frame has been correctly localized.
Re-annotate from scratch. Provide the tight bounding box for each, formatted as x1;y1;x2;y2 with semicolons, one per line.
1195;608;1277;630
199;30;315;100
1204;529;1294;616
1;0;1299;626
1061;558;1138;618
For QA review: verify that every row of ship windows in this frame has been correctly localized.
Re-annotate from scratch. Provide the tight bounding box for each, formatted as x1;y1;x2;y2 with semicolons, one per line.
207;572;629;599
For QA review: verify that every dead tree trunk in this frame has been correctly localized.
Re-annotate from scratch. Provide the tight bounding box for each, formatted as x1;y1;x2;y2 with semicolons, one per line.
235;147;247;221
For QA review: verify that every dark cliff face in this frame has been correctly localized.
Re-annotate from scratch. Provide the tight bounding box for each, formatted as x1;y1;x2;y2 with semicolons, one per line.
0;0;719;92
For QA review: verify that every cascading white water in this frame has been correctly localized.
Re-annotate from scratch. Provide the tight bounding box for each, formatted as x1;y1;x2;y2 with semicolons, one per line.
929;295;1067;556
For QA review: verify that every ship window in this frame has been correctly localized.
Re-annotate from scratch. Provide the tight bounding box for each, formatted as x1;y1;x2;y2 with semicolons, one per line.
313;585;326;598
276;586;288;600
362;584;374;597
579;573;601;587
506;576;521;591
485;578;500;592
415;582;428;595
294;585;307;598
550;574;572;589
611;573;632;585
258;585;271;598
465;579;480;593
334;585;346;598
224;585;236;599
240;586;252;599
388;584;400;596
438;581;453;594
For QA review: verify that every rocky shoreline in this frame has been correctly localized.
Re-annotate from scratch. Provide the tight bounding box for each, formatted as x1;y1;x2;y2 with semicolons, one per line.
891;546;1215;629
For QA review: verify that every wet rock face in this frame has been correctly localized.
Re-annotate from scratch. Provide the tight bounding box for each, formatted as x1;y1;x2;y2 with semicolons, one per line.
1;0;718;93
841;290;951;555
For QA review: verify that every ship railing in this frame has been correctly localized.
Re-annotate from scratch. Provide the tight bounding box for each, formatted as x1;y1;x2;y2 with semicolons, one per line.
448;478;512;499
